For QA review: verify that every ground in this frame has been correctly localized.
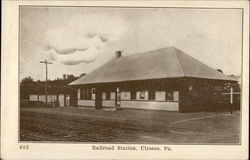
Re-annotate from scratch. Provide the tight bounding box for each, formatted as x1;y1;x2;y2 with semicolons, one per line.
20;107;240;144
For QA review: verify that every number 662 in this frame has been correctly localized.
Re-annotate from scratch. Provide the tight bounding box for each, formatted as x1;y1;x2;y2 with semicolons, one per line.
19;145;29;150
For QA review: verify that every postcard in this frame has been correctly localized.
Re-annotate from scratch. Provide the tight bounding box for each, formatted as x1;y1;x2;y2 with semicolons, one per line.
1;0;249;159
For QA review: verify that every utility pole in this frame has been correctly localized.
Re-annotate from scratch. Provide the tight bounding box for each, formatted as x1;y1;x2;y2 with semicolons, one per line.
230;86;233;114
40;60;53;105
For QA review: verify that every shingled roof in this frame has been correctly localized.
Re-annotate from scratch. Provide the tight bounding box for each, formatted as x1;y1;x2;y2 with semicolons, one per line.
70;47;235;85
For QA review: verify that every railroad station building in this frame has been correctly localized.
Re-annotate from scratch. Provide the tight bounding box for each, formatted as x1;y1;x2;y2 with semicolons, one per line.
70;47;239;112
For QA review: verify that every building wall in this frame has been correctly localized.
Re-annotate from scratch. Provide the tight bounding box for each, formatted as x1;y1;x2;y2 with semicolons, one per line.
38;94;58;103
47;95;57;103
120;101;179;111
78;100;95;107
76;79;239;112
29;95;38;101
38;95;46;102
77;100;179;111
77;90;179;111
177;78;239;112
103;100;116;107
29;94;68;107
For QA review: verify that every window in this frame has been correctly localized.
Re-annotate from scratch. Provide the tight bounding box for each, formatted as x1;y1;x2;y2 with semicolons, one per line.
121;91;131;100
92;88;96;94
85;88;91;100
131;90;136;100
85;89;88;100
155;91;165;101
140;91;145;99
166;91;174;101
106;91;111;100
110;92;116;100
173;91;179;101
91;88;96;100
77;88;81;99
148;90;155;100
102;92;106;100
81;88;92;100
80;88;84;99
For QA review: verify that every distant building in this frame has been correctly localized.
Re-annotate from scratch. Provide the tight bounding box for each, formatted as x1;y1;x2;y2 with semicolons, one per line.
20;74;81;107
70;47;239;112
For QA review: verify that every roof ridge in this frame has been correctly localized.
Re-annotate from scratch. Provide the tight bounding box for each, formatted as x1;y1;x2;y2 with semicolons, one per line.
120;46;176;59
173;48;185;77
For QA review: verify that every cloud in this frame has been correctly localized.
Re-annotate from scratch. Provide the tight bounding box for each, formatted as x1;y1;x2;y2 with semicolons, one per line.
43;31;117;65
47;46;101;65
44;30;107;52
44;26;125;65
42;13;127;65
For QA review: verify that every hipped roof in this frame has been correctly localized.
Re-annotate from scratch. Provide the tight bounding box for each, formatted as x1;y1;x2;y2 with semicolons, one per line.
70;47;235;85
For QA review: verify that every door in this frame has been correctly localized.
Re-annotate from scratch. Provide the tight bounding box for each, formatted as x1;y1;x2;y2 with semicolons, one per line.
70;91;77;107
58;94;64;107
95;88;102;109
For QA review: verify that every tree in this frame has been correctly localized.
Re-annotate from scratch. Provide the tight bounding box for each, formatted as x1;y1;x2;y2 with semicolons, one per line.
21;76;33;84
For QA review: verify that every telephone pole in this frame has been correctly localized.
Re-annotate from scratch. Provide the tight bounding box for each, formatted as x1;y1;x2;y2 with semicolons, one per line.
40;60;53;104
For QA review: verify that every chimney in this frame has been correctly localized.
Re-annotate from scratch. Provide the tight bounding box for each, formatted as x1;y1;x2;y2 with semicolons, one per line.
116;51;122;59
63;74;66;80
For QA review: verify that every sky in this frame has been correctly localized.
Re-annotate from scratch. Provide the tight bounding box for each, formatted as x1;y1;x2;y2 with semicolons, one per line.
20;7;242;81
